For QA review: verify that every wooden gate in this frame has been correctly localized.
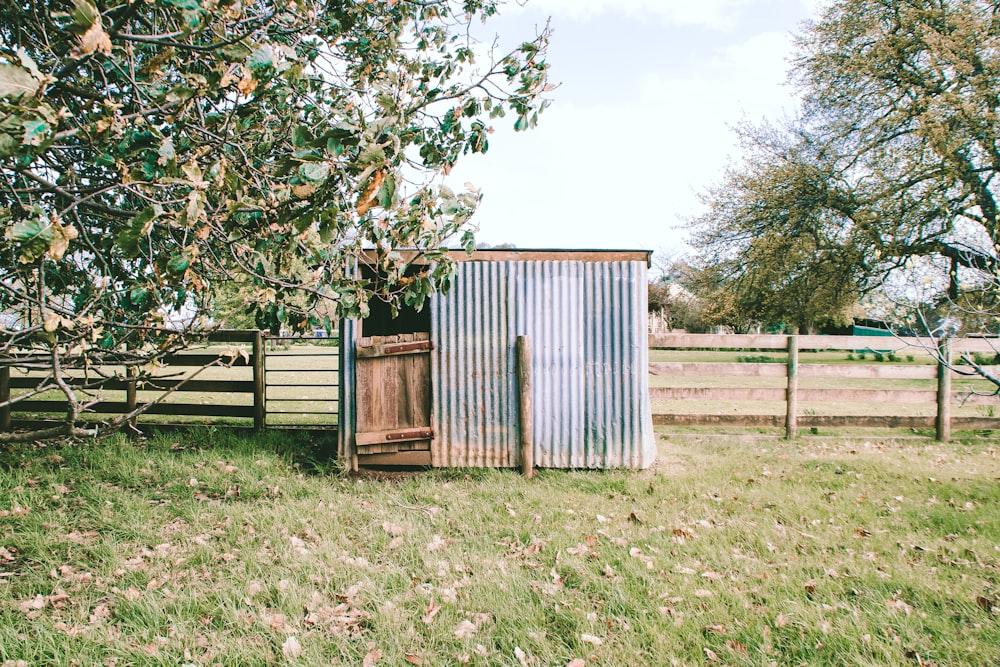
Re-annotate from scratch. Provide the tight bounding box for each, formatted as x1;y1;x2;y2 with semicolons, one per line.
354;332;433;465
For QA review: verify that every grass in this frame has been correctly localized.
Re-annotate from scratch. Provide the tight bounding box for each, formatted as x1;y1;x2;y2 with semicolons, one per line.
1;430;998;665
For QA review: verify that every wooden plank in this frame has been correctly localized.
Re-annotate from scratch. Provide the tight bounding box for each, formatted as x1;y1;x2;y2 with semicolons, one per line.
360;248;651;266
6;377;256;392
161;353;252;367
938;339;951;442
651;387;785;401
206;330;260;344
357;450;432;466
650;362;787;377
653;413;936;428
649;333;1000;353
517;335;534;478
650;387;939;403
800;364;936;379
357;440;430;455
10;400;254;418
355;427;435;447
253;330;265;430
786;335;798;439
1;366;9;431
356;340;433;358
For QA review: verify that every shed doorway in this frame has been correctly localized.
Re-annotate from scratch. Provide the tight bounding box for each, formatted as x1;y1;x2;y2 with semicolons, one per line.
354;266;433;466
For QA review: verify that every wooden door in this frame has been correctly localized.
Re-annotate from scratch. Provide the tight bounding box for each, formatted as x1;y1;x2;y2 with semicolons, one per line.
355;332;433;465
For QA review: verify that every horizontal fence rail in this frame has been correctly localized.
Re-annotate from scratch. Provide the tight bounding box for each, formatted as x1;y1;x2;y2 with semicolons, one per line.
1;330;264;430
649;333;1000;440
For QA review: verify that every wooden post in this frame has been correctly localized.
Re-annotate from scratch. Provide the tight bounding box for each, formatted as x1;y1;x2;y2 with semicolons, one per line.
253;330;266;430
785;335;798;439
1;366;10;432
516;335;534;478
936;338;951;442
125;365;137;432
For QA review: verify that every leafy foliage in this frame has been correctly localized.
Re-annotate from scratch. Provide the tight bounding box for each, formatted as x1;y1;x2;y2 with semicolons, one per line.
689;0;1000;333
0;0;550;439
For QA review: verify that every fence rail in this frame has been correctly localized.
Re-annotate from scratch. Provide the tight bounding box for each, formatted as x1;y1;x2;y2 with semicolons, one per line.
649;333;1000;439
1;330;268;431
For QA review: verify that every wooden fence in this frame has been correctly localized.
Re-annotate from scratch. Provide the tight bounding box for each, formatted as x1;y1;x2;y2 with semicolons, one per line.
649;333;1000;440
1;330;266;431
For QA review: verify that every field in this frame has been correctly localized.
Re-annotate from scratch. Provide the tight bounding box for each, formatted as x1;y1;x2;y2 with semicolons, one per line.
1;430;998;665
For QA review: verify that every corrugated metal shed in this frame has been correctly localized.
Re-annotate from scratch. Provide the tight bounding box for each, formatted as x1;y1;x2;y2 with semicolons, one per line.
338;249;655;470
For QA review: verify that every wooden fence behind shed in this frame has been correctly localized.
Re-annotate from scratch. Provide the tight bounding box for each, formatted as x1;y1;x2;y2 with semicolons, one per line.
1;330;267;431
649;333;1000;440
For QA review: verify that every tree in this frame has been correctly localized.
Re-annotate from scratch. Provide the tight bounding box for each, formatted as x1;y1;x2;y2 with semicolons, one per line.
691;0;1000;345
0;0;550;440
688;123;865;332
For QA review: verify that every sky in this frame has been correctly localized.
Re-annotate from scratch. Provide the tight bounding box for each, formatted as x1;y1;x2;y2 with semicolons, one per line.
447;0;825;258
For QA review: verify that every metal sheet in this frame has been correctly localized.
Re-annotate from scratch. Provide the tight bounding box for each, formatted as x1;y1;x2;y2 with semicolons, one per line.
430;259;655;469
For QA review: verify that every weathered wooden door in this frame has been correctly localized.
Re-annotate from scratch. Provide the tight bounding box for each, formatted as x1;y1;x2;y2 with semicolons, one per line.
354;332;433;465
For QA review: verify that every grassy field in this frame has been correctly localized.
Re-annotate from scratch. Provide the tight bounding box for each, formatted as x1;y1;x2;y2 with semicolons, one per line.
1;430;998;665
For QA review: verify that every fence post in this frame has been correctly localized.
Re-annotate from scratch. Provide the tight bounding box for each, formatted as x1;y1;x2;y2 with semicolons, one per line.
253;330;266;430
1;366;10;432
516;335;534;478
125;365;137;431
785;335;798;439
936;338;951;442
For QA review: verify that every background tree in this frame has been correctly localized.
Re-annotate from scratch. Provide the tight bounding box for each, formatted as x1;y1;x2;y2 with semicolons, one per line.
690;0;1000;358
0;0;550;440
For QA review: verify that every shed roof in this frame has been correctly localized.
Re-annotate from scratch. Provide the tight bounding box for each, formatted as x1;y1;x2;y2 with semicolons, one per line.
361;248;653;266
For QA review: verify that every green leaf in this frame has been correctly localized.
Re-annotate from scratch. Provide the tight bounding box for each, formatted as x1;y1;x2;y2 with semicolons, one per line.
220;42;253;61
377;172;396;209
0;64;40;100
0;133;18;158
514;114;528;132
117;206;161;256
248;45;275;72
65;0;99;35
164;0;202;9
299;161;330;183
167;252;191;275
6;216;55;264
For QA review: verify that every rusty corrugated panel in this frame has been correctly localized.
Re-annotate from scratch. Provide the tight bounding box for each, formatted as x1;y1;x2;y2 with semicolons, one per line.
430;259;654;469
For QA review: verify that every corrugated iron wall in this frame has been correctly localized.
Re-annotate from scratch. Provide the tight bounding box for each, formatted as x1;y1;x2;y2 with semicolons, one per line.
340;258;655;469
431;259;654;468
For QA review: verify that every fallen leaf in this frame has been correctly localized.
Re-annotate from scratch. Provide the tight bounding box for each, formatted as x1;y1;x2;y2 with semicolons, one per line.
886;598;913;615
281;636;302;660
774;613;789;628
514;646;529;666
726;640;748;655
804;580;817;594
454;620;477;638
566;660;586;667
580;633;603;646
703;624;726;634
422;599;441;625
363;648;382;666
404;654;423;665
704;647;719;662
694;589;714;598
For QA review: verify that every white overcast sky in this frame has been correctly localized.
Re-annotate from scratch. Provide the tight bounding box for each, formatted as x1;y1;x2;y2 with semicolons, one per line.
446;0;824;256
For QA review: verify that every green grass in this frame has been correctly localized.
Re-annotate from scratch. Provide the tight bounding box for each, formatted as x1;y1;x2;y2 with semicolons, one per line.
1;430;998;665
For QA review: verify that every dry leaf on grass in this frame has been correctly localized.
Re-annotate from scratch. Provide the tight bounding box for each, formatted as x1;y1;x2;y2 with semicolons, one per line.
281;636;302;660
454;620;477;638
580;633;603;646
363;648;382;666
